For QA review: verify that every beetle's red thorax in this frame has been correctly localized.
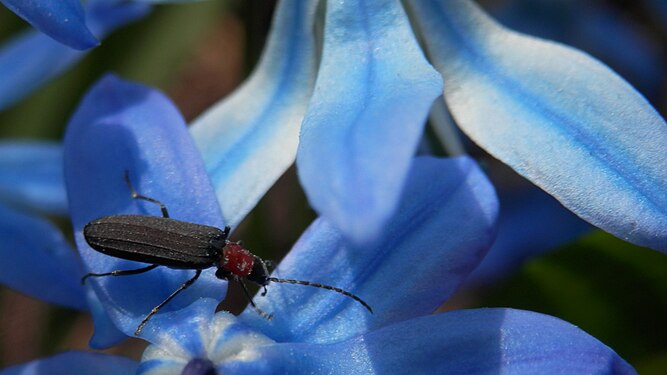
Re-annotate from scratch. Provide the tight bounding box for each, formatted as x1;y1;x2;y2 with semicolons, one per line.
220;242;254;277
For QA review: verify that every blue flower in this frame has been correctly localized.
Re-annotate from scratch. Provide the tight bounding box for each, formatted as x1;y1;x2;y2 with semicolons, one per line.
190;0;667;253
0;0;196;49
1;0;99;49
0;0;150;111
2;75;635;374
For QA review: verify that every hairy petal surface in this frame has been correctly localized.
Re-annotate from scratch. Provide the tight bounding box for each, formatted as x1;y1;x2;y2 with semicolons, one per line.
0;141;66;215
190;0;317;229
241;156;498;344
0;0;97;49
408;0;667;252
0;352;137;375
297;0;443;245
251;309;635;375
64;75;225;344
0;203;86;310
0;1;149;111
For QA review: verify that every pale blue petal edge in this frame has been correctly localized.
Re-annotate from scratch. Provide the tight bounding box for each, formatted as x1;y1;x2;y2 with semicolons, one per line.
468;185;592;284
190;0;318;229
245;309;635;375
0;141;67;215
408;0;667;252
0;203;86;310
241;156;499;344
64;74;225;343
0;0;98;49
0;351;137;375
0;1;149;111
297;0;443;245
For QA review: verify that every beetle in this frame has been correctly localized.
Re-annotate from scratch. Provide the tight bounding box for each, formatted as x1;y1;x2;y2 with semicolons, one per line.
81;172;372;335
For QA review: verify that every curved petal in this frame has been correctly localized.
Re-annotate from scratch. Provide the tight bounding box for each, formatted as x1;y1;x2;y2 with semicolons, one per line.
0;141;67;215
190;0;318;229
408;0;667;252
490;2;665;100
64;75;226;342
296;0;443;245
0;1;149;111
249;309;635;375
85;0;151;39
0;0;98;50
0;203;86;310
241;156;498;344
84;287;128;348
0;30;83;111
0;351;137;375
468;185;592;284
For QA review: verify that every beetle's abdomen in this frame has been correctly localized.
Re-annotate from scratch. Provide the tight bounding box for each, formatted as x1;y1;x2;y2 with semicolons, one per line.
84;215;226;269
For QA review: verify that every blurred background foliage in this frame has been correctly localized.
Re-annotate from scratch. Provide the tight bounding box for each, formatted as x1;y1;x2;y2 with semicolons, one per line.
0;0;665;373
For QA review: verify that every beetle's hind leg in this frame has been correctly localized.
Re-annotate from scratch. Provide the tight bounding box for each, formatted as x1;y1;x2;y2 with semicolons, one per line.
124;170;169;218
135;269;202;335
81;264;159;285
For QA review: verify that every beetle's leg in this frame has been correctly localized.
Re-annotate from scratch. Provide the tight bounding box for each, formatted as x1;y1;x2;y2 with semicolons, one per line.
135;269;202;336
81;264;159;285
239;281;273;320
124;170;169;218
257;259;272;296
222;226;231;239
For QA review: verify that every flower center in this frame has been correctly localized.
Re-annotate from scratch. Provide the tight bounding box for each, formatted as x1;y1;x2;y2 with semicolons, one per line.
141;312;275;374
181;358;216;375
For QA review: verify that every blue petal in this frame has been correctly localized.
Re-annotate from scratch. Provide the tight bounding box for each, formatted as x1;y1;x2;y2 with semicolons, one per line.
0;30;83;111
468;185;592;284
241;156;498;344
0;351;137;375
490;2;665;100
84;287;128;348
63;75;226;341
190;0;318;229
0;0;98;50
251;309;635;374
0;1;149;111
85;0;151;38
0;203;86;310
0;141;67;215
408;0;667;252
296;0;443;245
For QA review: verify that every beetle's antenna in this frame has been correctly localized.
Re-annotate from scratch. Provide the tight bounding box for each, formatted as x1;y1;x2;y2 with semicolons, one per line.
268;277;373;313
239;281;273;320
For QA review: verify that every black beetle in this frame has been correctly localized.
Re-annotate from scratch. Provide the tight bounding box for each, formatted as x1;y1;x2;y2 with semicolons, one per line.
82;172;372;335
